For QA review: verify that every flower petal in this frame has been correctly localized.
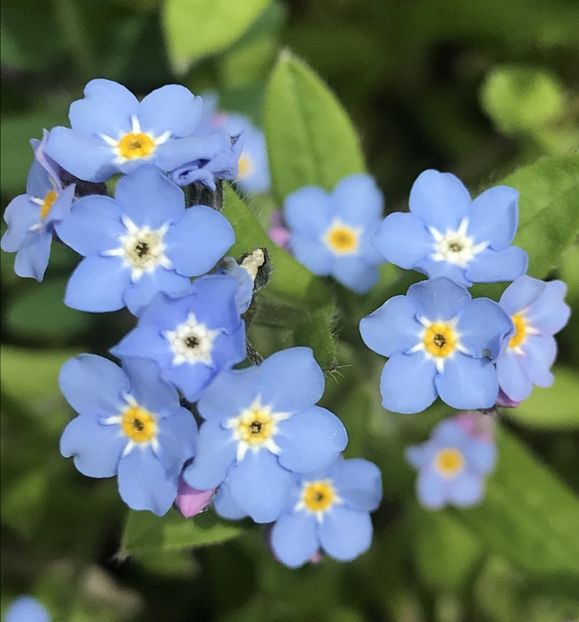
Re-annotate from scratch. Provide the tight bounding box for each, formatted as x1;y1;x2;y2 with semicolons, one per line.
154;134;226;173
331;458;382;512
14;230;52;282
457;298;513;360
332;174;384;227
121;357;179;413
416;467;447;509
213;481;247;520
499;275;545;315
379;353;437;414
519;335;556;388
333;257;379;294
469;186;519;249
496;350;533;402
271;512;319;568
156;408;197;476
527;280;570;335
407;277;471;321
162;361;216;402
284;186;333;235
435;354;498;410
448;471;484;507
111;326;173;368
372;212;432;268
289;234;334;275
318;506;372;561
138;85;203;137
465;438;497;475
465;247;527;283
1;195;40;252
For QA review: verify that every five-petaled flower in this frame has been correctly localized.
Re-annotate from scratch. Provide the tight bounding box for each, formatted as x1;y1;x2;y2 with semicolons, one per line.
183;347;348;523
372;169;527;287
57;165;234;314
1;130;75;281
59;354;197;515
406;416;496;509
270;457;382;567
111;275;246;402
360;277;513;413
283;174;384;293
496;275;570;402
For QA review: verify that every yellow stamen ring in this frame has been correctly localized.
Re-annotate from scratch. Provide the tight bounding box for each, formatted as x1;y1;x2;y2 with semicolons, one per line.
302;480;337;513
422;322;458;358
237;407;275;446
434;448;464;478
509;312;527;350
117;132;155;160
121;405;157;443
324;224;359;254
40;189;58;220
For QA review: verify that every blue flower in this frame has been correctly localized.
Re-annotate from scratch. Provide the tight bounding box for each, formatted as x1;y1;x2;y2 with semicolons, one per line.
218;248;266;314
56;165;234;314
372;169;528;286
183;347;348;523
406;416;496;509
60;354;196;516
111;275;246;402
270;457;382;567
496;276;570;402
360;277;513;413
6;596;50;622
1;131;75;281
45;79;227;183
284;174;384;293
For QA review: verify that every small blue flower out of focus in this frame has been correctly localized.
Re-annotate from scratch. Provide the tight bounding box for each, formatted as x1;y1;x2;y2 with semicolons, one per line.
57;165;234;314
360;277;513;413
496;275;571;402
111;275;246;402
270;457;382;568
183;347;348;523
373;169;527;287
406;414;497;509
6;596;50;622
1;131;75;281
59;354;197;516
45;79;230;184
284;174;384;293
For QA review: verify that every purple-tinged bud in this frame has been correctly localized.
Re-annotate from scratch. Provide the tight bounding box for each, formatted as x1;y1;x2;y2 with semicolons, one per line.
175;477;215;518
496;389;521;409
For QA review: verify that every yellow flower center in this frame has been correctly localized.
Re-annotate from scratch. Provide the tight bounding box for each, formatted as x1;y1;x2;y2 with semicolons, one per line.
238;152;254;178
302;480;336;513
423;322;457;358
434;448;465;478
325;224;359;254
237;407;275;446
509;313;527;349
40;189;58;220
117;132;155;159
121;405;157;443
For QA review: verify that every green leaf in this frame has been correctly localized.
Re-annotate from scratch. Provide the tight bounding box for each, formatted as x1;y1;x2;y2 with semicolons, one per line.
163;0;271;74
505;368;579;430
265;50;365;201
120;509;244;557
456;428;579;578
481;65;567;136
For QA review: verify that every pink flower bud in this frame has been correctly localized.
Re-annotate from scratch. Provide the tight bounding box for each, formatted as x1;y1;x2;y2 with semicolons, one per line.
175;478;215;518
496;389;521;409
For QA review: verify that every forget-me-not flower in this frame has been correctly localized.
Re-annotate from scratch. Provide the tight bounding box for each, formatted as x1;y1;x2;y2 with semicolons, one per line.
1;131;75;281
372;169;527;286
406;416;497;509
111;275;246;401
5;597;50;622
284;174;384;293
183;347;348;523
270;457;382;568
496;275;570;402
360;277;513;414
56;165;234;314
60;355;197;515
45;79;227;183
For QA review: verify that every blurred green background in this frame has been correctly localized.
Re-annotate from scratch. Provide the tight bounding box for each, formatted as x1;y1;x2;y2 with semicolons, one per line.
1;1;579;621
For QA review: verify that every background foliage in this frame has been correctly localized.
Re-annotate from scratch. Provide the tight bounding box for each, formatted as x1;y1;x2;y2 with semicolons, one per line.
1;1;578;620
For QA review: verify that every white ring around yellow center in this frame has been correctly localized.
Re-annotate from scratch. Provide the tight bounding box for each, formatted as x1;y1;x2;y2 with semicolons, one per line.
323;221;360;255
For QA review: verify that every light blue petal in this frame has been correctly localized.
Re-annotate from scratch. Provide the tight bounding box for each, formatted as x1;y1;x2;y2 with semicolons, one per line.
409;169;471;231
284;186;333;235
197;366;261;422
55;195;124;256
360;295;422;357
457;298;513;360
498;275;545;315
60;415;125;477
124;270;191;315
69;78;137;135
229;450;293;523
64;255;130;312
154;133;226;173
318;506;372;561
137;291;193;328
415;257;471;287
165;206;234;276
138;85;203;137
259;347;325;413
372;212;432;268
121;357;179;413
27;145;52;197
380;353;437;414
405;442;438;470
333;257;379;294
1;195;40;252
448;471;484;507
331;458;382;512
416;467;447;509
277;406;347;473
59;353;129;417
431;419;467;444
290;234;334;275
465;438;496;475
465;247;527;283
162;361;215;402
45;127;116;183
117;447;178;516
236;129;270;194
527;280;570;335
156;408;197;476
469;186;518;249
213;481;247;520
44;183;75;225
115;165;185;228
183;420;236;490
519;335;556;388
14;230;52;282
496;350;533;402
189;275;241;331
407;277;471;321
332;174;384;227
271;511;319;568
435;354;498;410
206;324;246;369
111;326;173;368
6;597;50;622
